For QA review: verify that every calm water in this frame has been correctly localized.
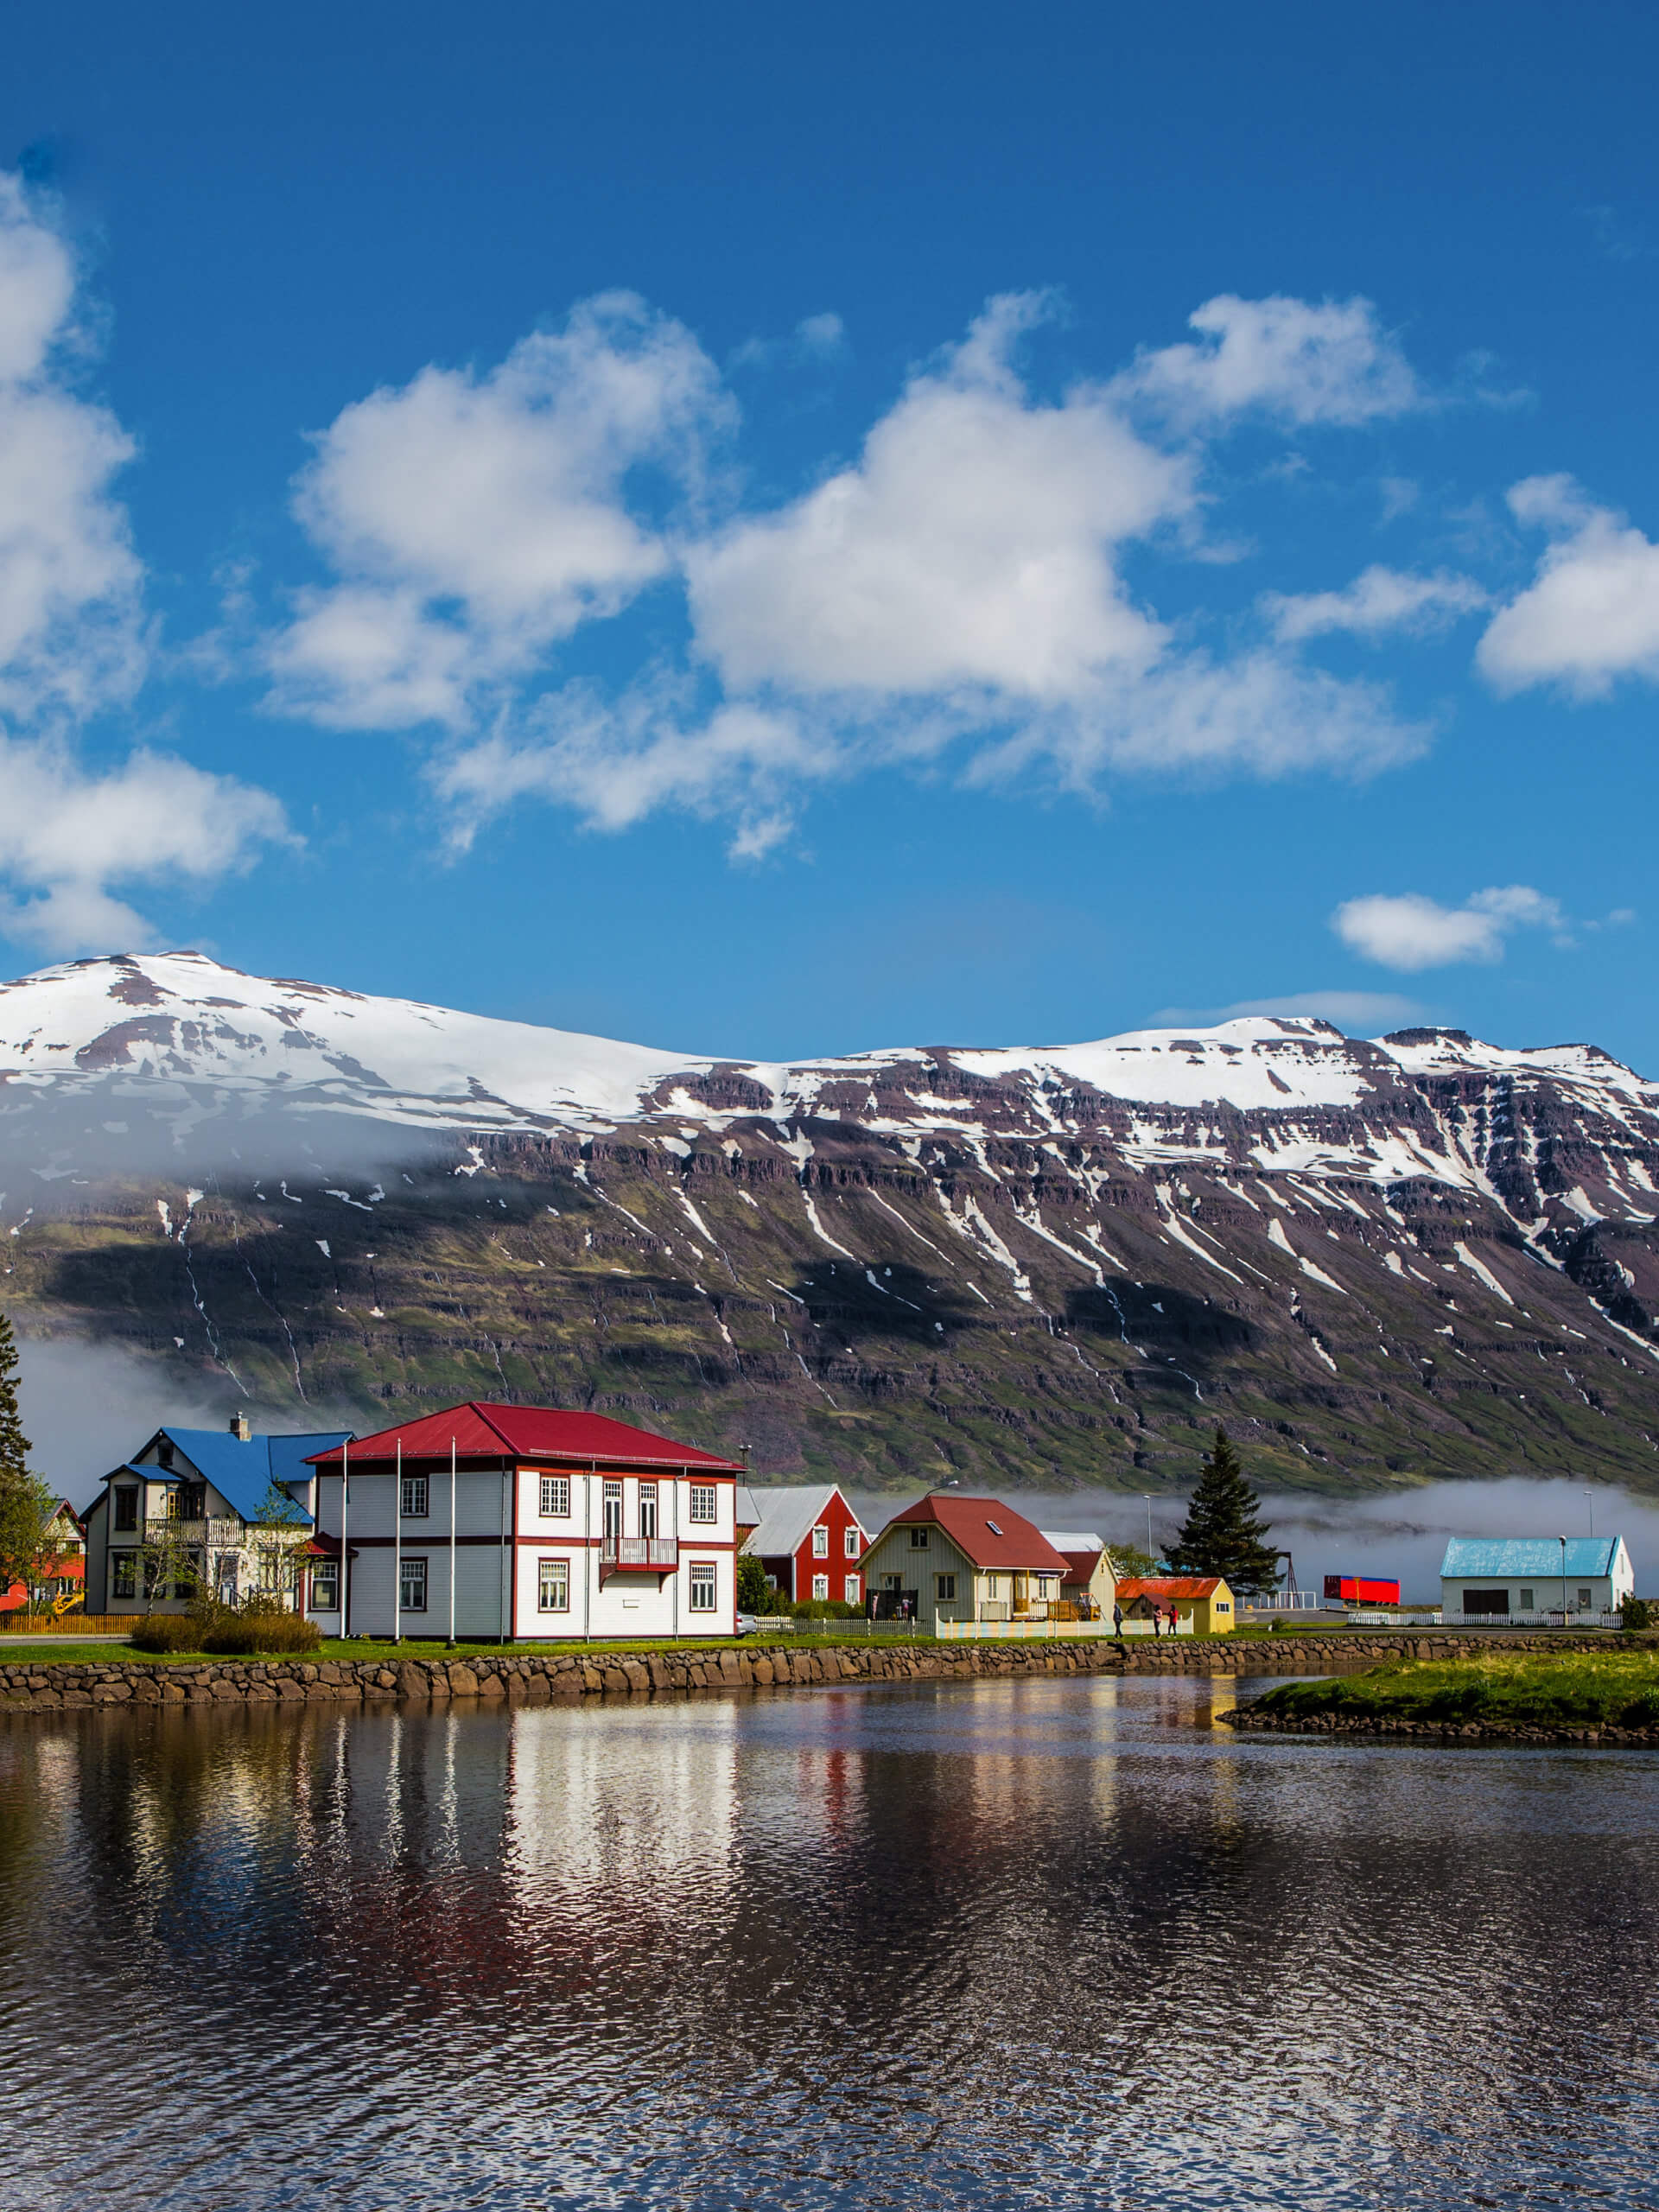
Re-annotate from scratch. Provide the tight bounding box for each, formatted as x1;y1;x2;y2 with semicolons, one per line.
3;1675;1657;2210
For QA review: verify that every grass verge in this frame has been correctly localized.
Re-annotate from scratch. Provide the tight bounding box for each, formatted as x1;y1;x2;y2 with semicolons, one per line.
1247;1649;1659;1730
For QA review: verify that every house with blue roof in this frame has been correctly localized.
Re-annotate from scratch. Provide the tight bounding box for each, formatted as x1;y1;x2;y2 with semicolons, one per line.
1440;1536;1634;1626
83;1412;353;1618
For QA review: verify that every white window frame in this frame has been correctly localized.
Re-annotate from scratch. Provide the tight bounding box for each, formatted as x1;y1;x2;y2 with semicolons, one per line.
688;1484;718;1524
909;1526;929;1549
311;1562;340;1612
539;1475;570;1519
844;1573;861;1605
812;1525;829;1558
812;1573;830;1601
844;1527;861;1559
537;1557;570;1612
399;1556;428;1613
688;1562;717;1611
400;1475;429;1520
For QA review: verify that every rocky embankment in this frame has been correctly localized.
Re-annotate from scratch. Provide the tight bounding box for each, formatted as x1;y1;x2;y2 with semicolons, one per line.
0;1632;1625;1714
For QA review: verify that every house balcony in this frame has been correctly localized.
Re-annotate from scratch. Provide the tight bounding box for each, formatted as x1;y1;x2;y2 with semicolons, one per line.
599;1536;679;1586
143;1517;245;1549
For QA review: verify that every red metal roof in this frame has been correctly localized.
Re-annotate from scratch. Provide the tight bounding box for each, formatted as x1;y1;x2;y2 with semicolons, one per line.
884;1495;1071;1573
1058;1547;1104;1584
306;1402;742;1472
1115;1576;1226;1601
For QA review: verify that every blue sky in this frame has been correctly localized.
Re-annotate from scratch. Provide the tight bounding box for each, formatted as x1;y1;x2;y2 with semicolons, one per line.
2;0;1657;1065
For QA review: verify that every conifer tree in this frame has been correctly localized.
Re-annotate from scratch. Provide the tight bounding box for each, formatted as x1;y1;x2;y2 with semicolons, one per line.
1166;1426;1280;1594
0;1309;56;1606
0;1307;29;1488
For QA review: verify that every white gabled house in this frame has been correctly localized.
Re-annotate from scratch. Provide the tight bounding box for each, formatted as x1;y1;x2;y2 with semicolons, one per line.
81;1414;352;1615
303;1401;745;1639
1440;1536;1635;1625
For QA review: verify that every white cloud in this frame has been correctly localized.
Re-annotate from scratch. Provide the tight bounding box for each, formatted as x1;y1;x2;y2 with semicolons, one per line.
1264;564;1488;643
1477;475;1659;697
688;292;1188;702
0;175;146;724
267;292;731;730
1111;294;1422;429
1332;885;1564;970
0;735;291;954
795;313;845;358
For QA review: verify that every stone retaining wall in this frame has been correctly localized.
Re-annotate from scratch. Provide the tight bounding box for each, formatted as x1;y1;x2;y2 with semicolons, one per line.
0;1631;1630;1714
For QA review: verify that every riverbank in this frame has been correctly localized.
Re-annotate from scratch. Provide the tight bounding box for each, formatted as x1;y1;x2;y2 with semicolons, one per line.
1224;1649;1659;1745
0;1630;1641;1713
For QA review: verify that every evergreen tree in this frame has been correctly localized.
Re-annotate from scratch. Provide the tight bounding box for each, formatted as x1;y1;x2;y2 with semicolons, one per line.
0;1307;29;1488
1165;1427;1280;1594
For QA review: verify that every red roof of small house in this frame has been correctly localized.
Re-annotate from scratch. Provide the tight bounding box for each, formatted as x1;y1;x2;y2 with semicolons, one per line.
306;1402;743;1473
880;1495;1071;1574
1058;1547;1104;1585
1115;1576;1225;1602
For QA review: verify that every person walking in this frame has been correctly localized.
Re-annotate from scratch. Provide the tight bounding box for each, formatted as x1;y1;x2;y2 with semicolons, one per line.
1111;1600;1123;1637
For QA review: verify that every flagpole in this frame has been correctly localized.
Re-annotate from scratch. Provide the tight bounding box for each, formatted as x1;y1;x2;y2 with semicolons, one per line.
339;1439;350;1639
393;1439;403;1647
448;1435;457;1648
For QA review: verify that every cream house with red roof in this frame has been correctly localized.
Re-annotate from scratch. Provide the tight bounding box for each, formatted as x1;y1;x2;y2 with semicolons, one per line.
861;1495;1072;1630
1114;1575;1236;1636
304;1402;744;1641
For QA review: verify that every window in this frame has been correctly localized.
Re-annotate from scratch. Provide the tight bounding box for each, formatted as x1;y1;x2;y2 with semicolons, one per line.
812;1524;829;1558
538;1558;569;1612
602;1480;623;1539
639;1483;658;1540
400;1475;429;1519
688;1562;717;1611
179;1484;205;1521
1578;1587;1592;1610
688;1484;718;1524
1463;1588;1509;1615
311;1563;339;1612
844;1574;861;1605
936;1573;957;1604
985;1520;1002;1535
539;1476;569;1518
157;1439;175;1471
1520;1587;1535;1610
812;1573;829;1600
111;1552;137;1599
114;1488;137;1532
399;1557;428;1612
844;1527;861;1558
1216;1601;1230;1614
909;1526;929;1548
765;1573;779;1591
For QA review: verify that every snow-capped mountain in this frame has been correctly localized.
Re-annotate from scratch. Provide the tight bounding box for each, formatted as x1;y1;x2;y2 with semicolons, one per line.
5;951;1659;1497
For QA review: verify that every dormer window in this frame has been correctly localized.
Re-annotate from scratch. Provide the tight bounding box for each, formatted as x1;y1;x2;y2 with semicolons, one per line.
158;1440;175;1471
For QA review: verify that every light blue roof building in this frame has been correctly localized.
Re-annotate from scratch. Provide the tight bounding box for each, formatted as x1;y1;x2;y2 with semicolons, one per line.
1440;1535;1634;1624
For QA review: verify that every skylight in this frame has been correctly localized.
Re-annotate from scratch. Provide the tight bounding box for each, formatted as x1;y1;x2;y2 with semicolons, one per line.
986;1519;1002;1535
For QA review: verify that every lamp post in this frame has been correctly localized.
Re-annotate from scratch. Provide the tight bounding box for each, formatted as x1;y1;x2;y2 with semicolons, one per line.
1143;1494;1154;1557
1559;1534;1567;1631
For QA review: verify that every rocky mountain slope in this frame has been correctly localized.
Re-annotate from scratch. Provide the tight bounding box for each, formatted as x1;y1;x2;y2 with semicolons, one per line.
5;951;1659;1500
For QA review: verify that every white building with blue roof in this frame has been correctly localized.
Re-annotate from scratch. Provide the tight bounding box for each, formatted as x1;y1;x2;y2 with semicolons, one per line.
83;1412;353;1616
1440;1536;1634;1627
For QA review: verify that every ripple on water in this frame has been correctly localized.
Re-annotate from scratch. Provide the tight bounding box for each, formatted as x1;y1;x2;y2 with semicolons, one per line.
1;1675;1657;2209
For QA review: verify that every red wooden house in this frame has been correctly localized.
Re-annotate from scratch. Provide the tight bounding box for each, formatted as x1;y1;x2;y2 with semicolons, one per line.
741;1484;868;1607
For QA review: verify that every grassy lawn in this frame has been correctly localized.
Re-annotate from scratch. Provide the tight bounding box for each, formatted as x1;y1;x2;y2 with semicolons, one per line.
0;1629;946;1667
1249;1648;1659;1729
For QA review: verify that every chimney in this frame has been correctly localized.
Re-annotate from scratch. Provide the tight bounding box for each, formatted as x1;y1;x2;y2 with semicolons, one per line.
230;1411;252;1442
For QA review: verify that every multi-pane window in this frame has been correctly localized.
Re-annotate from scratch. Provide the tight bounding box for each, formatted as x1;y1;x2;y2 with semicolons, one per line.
844;1527;861;1558
844;1574;861;1605
688;1485;717;1524
114;1488;137;1532
909;1526;929;1548
538;1558;569;1611
539;1475;570;1519
1520;1587;1535;1610
1578;1587;1592;1609
936;1573;957;1603
602;1480;623;1539
111;1553;137;1599
639;1483;658;1539
311;1563;340;1612
688;1563;717;1611
812;1573;829;1601
812;1525;829;1557
400;1476;429;1519
399;1557;428;1612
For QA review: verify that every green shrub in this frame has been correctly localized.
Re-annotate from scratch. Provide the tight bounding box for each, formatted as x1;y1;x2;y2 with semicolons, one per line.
1619;1597;1653;1632
130;1613;201;1653
202;1609;321;1655
790;1597;862;1622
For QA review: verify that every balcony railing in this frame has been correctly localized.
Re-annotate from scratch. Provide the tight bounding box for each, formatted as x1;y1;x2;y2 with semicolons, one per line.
599;1536;679;1583
143;1517;245;1548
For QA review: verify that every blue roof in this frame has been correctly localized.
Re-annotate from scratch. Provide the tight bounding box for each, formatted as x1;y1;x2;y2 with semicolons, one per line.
138;1428;352;1524
1440;1537;1624;1580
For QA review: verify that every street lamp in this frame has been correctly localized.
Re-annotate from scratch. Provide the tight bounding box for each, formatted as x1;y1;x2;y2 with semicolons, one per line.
1143;1493;1154;1557
1559;1534;1567;1630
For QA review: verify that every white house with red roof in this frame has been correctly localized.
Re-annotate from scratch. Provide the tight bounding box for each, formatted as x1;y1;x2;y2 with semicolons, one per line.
860;1494;1072;1631
304;1402;744;1641
1040;1529;1116;1619
741;1484;868;1607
